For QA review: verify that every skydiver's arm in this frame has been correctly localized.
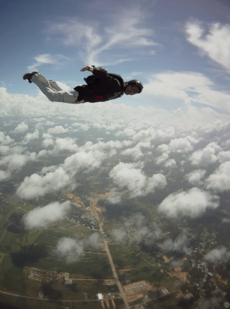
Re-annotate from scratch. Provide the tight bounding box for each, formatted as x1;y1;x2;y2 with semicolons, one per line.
80;66;107;72
80;66;118;88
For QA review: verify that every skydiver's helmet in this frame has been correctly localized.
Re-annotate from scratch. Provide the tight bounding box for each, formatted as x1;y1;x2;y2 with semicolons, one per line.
125;80;144;94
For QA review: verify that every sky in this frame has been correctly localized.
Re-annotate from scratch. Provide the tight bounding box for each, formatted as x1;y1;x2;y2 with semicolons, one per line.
1;0;230;266
1;0;230;110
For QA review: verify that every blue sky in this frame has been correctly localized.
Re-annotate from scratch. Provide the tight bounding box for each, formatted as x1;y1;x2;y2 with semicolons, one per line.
1;0;230;110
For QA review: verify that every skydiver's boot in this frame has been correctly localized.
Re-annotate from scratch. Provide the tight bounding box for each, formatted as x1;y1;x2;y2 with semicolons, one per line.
23;72;38;83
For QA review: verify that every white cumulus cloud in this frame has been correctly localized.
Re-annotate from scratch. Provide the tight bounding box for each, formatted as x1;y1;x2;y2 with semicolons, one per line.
23;201;71;229
16;167;71;199
0;131;14;145
55;233;101;263
108;162;166;201
23;129;39;144
14;122;28;134
64;150;106;174
206;161;230;192
158;188;219;219
204;246;230;264
185;169;206;186
189;142;220;166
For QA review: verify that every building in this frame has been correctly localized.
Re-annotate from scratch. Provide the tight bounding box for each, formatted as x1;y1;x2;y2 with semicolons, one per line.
97;293;103;300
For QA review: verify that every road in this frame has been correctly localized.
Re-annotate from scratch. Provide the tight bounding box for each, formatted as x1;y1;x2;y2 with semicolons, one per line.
90;193;130;309
103;239;130;309
0;289;122;303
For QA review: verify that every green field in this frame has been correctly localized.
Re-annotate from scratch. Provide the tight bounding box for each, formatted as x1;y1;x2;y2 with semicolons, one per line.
0;192;121;308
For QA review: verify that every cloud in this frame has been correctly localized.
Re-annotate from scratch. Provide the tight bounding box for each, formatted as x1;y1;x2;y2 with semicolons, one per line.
185;169;206;186
110;213;161;245
16;167;71;199
115;127;137;138
189;142;220;166
186;21;230;71
63;150;106;174
123;213;157;244
14;122;28;134
157;144;169;153
0;131;14;145
42;137;54;148
204;246;230;263
144;71;230;113
170;259;184;270
28;54;69;71
206;161;230;192
1;86;230;210
84;232;102;250
218;150;230;163
168;136;199;153
159;233;191;255
144;72;211;108
121;141;152;160
0;150;37;181
18;147;108;199
165;159;177;168
156;136;199;165
23;129;39;144
48;138;78;154
55;232;101;263
0;170;11;181
158;188;219;219
55;237;84;264
47;126;69;134
45;9;157;65
197;298;220;309
110;228;128;244
23;201;71;229
155;152;169;165
14;134;118;200
0;153;37;173
72;123;90;131
1;86;230;133
81;139;133;153
108;162;166;201
131;126;175;143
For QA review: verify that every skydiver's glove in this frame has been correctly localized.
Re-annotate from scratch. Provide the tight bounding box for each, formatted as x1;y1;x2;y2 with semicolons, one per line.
80;66;94;72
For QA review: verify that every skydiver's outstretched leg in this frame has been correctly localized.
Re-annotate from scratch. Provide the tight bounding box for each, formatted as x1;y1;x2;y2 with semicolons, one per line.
48;80;63;91
23;72;80;104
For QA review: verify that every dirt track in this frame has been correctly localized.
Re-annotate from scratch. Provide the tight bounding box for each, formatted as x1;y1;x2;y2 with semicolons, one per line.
66;193;85;207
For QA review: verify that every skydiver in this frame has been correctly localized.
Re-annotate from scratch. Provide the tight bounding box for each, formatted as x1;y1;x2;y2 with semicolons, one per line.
23;66;143;104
